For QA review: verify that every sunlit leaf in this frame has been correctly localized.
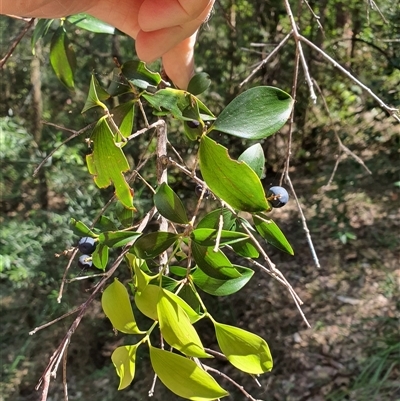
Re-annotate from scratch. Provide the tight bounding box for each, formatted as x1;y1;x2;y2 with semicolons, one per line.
67;13;115;33
69;218;97;237
192;265;254;296
214;321;273;374
231;238;259;258
158;293;210;358
211;86;293;139
134;284;161;321
154;183;189;224
150;347;228;400
92;242;109;270
98;231;141;248
110;100;136;139
133;232;180;259
238;144;265;178
196;209;236;230
199;135;270;212
191;228;248;247
191;242;240;279
49;26;76;90
102;279;143;334
111;344;139;390
86;117;134;209
82;74;110;113
121;60;162;86
253;215;294;255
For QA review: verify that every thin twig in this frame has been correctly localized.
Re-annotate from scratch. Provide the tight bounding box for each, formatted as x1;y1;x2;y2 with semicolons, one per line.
0;18;35;68
299;35;400;121
239;31;293;87
57;249;79;304
283;0;317;103
303;0;324;32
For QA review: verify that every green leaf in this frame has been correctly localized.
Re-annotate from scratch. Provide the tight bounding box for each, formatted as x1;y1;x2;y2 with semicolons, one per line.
49;26;76;90
133;232;180;259
134;284;160;321
115;201;135;228
111;344;139;390
163;288;202;324
92;243;109;270
150;347;228;401
158;293;210;358
191;242;240;279
86;117;134;209
121;60;162;86
102;279;143;334
238;144;265;178
187;72;211;95
154;183;189;224
96;215;117;231
199;135;270;212
211;86;293;139
31;19;54;54
69;218;97;237
230;238;259;258
110;100;136;139
99;231;141;248
192;265;254;296
253;215;294;255
214;321;273;374
67;13;115;34
196;209;236;230
82;75;110;113
191;228;248;247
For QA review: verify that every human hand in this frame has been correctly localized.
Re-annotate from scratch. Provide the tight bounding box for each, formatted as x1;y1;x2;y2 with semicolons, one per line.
1;0;214;88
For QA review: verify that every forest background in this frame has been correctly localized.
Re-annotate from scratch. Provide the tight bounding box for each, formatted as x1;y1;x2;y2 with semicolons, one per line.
0;0;399;400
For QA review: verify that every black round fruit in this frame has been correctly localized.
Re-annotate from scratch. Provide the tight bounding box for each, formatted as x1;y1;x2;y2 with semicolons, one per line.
186;120;200;129
267;186;289;208
195;184;210;199
78;237;97;254
78;254;93;269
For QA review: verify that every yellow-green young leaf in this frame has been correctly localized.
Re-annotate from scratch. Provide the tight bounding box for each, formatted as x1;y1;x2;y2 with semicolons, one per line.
162;289;202;324
130;255;154;290
49;26;76;90
134;284;161;321
214;322;273;374
86;117;134;209
199;135;270;213
82;74;110;113
111;344;139;390
157;293;210;358
102;279;143;334
91;243;109;270
150;347;228;401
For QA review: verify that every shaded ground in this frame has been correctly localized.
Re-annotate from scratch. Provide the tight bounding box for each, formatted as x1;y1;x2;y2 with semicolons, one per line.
1;118;399;401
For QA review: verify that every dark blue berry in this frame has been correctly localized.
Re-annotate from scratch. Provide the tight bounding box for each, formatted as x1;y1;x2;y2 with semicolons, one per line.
195;184;210;199
267;186;289;208
186;120;200;129
78;254;93;269
78;237;97;254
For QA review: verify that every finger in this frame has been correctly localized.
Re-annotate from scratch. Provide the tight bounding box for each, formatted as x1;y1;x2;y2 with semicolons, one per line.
138;0;213;31
162;32;197;89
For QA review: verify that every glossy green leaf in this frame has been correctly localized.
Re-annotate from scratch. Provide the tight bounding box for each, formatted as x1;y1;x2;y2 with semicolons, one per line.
86;117;134;209
196;209;235;230
111;344;139;390
69;218;97;237
178;284;202;314
191;228;248;247
158;293;210;358
67;13;115;34
152;275;180;292
82;74;110;113
191;242;240;279
121;60;162;86
214;322;273;374
92;243;109;270
199;135;270;212
49;26;76;90
231;238;259;258
253;215;294;255
192;265;254;296
133;232;180;259
115;201;135;228
187;72;211;95
169;265;189;277
150;347;228;401
211;86;293;139
96;215;117;231
154;183;189;224
238;144;265;178
110;100;136;139
98;231;141;248
31;19;54;54
102;279;143;334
